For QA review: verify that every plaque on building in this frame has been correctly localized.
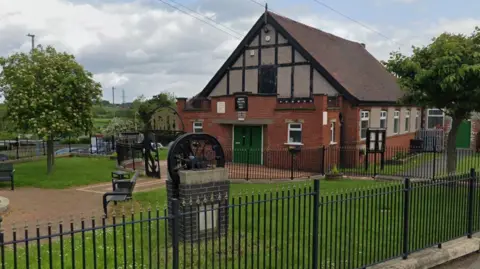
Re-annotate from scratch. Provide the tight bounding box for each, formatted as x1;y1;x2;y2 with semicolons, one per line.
235;95;248;111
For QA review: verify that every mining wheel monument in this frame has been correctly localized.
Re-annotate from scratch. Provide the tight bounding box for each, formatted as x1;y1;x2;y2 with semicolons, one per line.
166;133;230;242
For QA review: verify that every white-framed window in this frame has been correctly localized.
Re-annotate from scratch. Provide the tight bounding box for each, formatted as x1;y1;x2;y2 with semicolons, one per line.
404;110;410;132
380;110;387;129
427;108;444;129
415;110;420;130
360;110;370;140
193;122;203;133
393;110;400;134
330;121;336;144
287;123;302;144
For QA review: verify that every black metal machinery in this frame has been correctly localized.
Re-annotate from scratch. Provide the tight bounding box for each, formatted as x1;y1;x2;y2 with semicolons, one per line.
167;133;225;198
143;105;186;178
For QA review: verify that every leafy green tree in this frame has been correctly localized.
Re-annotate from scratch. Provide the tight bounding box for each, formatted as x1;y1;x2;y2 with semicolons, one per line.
383;27;480;173
0;45;102;173
137;92;176;129
102;117;135;137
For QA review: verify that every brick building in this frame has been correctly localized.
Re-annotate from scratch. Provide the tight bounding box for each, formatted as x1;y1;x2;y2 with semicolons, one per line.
423;109;480;151
176;11;421;165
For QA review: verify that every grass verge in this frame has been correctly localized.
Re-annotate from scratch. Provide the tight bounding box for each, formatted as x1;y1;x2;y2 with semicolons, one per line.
1;178;477;268
0;157;117;189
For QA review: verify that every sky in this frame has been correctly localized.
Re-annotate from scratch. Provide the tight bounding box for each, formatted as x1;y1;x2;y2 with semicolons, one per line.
0;0;479;102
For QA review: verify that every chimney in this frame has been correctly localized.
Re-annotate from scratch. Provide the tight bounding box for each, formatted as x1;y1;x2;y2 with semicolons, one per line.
360;43;366;48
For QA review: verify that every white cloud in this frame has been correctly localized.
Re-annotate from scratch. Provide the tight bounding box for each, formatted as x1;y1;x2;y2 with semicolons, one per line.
0;0;478;101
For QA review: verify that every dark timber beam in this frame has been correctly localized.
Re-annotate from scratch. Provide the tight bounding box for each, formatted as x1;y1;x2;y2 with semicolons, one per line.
229;62;309;71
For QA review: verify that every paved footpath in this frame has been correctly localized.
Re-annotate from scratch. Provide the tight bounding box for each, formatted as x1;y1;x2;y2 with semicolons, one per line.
434;253;480;269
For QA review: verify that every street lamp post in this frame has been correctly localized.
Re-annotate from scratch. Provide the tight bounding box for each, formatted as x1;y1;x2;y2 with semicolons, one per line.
26;33;35;51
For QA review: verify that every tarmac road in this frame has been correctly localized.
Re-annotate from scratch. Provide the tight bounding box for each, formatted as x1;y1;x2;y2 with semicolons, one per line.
433;253;480;269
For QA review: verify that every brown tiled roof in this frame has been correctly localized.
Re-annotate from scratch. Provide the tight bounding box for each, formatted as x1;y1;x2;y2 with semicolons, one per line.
269;12;403;102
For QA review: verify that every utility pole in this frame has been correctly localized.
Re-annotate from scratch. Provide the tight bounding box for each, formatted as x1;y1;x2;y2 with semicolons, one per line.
122;89;126;108
27;33;35;51
112;86;115;105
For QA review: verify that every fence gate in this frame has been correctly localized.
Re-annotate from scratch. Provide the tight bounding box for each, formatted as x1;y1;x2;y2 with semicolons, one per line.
365;128;386;176
144;105;185;178
415;129;444;152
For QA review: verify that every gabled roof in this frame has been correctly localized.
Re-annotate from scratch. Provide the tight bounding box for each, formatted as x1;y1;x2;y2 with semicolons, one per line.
197;11;403;104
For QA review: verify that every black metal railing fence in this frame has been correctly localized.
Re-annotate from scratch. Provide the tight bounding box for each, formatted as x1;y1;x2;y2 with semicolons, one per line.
0;135;115;161
1;170;479;268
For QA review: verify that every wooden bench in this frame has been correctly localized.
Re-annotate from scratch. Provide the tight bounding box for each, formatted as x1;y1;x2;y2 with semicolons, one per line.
102;171;138;215
0;163;15;190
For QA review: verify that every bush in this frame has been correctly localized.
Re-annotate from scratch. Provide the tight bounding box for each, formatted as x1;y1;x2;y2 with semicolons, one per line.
392;151;409;160
0;131;15;140
60;136;91;145
60;137;78;144
78;136;91;144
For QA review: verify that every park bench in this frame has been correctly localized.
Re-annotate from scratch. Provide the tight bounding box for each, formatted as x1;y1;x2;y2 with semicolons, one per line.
0;163;15;190
102;171;139;215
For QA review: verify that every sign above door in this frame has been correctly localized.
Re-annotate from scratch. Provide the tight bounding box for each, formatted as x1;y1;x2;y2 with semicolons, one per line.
235;95;248;111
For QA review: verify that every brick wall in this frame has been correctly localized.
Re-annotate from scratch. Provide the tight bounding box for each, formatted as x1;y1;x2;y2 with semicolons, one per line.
167;180;230;242
177;94;336;150
341;100;360;145
177;96;417;172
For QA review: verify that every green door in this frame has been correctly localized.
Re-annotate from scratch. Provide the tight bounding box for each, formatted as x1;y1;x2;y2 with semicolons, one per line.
456;120;471;148
233;126;262;164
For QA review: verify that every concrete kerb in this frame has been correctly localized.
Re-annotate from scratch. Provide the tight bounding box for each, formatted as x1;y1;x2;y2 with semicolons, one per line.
368;234;480;269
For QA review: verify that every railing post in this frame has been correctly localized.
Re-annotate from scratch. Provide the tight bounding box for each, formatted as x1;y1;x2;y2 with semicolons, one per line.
68;135;72;153
467;168;476;238
432;139;437;181
131;145;136;171
290;151;294;180
311;179;320;269
246;149;250;181
15;137;19;159
172;199;180;269
111;135;115;151
321;146;326;175
0;216;4;269
402;178;411;260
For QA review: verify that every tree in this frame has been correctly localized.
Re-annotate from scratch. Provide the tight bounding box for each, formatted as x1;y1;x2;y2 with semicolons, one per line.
102;117;135;137
0;45;102;174
137;92;176;129
383;27;480;173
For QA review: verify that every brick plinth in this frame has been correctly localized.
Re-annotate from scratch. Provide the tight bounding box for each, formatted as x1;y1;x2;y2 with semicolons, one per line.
167;169;230;242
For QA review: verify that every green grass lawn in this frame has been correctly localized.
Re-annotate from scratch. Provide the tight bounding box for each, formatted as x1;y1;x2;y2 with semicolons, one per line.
2;178;475;269
453;153;480;174
93;118;112;131
0;157;117;189
340;153;436;176
157;148;168;160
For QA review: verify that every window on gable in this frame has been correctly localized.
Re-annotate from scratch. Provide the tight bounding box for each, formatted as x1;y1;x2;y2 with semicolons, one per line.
259;66;277;94
380;110;387;129
287;123;302;144
404;110;410;132
360;111;369;140
193;122;203;133
393;110;400;134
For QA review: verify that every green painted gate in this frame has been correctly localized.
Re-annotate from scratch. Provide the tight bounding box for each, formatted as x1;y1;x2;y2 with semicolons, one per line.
233;125;262;164
455;120;471;149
